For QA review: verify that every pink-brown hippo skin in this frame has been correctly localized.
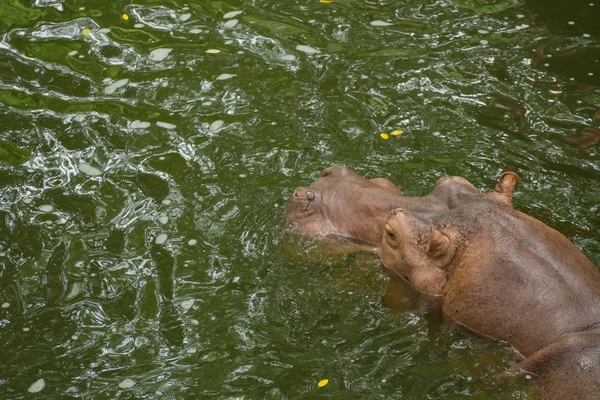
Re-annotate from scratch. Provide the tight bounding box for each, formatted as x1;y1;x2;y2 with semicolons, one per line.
380;172;600;399
286;165;484;250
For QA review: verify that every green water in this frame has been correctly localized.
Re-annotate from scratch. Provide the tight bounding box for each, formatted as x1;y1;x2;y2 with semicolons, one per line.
1;0;599;398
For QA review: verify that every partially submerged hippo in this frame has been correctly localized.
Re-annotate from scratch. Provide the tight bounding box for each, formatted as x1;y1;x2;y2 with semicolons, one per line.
380;172;600;399
286;165;488;250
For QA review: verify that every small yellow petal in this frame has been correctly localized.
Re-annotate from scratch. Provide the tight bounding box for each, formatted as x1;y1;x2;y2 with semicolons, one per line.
390;130;403;136
318;379;329;387
82;28;91;36
122;13;129;20
380;133;389;140
320;0;333;3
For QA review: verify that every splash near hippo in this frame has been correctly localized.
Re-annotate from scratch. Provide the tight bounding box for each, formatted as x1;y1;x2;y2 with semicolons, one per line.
286;166;600;400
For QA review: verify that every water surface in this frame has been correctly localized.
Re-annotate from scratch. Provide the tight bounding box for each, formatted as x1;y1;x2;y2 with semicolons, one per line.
1;0;599;398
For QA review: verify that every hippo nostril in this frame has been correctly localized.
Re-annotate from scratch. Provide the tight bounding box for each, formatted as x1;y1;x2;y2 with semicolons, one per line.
306;191;315;201
391;208;404;215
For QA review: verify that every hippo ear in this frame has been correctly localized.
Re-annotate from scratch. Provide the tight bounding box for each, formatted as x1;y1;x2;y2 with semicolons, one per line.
370;178;402;195
427;228;455;270
494;172;519;205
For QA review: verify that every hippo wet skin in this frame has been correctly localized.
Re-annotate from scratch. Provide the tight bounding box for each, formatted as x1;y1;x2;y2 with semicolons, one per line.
380;172;600;399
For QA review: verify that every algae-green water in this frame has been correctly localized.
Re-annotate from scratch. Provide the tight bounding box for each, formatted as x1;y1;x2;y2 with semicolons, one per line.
1;0;599;398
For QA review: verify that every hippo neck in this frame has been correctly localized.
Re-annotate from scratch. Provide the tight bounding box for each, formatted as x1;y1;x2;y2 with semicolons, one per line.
443;206;600;357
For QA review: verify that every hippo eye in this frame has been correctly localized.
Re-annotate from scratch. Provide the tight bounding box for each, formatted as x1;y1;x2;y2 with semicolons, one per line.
388;232;395;240
306;191;315;201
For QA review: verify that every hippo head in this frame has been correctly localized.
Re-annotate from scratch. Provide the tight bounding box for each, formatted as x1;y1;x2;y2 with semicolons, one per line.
285;165;403;245
379;172;520;296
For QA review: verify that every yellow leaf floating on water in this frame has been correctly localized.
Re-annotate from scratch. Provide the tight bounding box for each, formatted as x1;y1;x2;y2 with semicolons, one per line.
390;130;403;136
318;379;329;387
82;28;91;36
122;14;129;21
320;0;333;3
380;133;389;140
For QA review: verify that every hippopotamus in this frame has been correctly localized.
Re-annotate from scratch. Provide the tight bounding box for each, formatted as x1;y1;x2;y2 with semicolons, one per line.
379;172;600;399
286;165;489;251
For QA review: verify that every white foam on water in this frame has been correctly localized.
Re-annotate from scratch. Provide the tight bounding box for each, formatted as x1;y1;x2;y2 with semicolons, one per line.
156;121;177;129
209;120;224;131
281;54;296;61
158;215;169;224
190;319;199;325
181;299;195;310
370;20;393;26
224;10;243;19
1;302;8;308
180;13;191;21
295;44;320;54
190;28;202;34
206;49;221;54
155;233;168;244
68;50;78;56
150;48;173;61
477;29;489;34
28;378;46;393
162;199;172;205
78;162;102;176
223;19;238;28
134;23;144;28
118;379;136;389
23;197;33;204
187;348;197;354
130;120;151;129
480;40;489;45
188;239;197;245
97;28;111;34
39;205;53;212
104;78;129;95
216;73;236;80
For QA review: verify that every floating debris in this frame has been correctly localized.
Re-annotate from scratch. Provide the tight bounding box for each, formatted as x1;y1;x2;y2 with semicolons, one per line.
181;299;195;310
390;130;403;136
188;239;197;246
78;162;102;176
68;50;78;56
209;120;224;131
223;19;238;28
206;49;221;54
155;233;168;244
130;120;151;129
216;73;236;80
295;44;320;54
134;23;144;28
370;20;393;26
82;28;91;36
104;78;129;95
39;205;53;212
28;378;46;393
118;378;136;389
150;48;173;61
320;0;333;3
122;13;129;21
156;121;177;129
318;379;329;387
224;10;243;19
180;13;191;21
380;133;389;140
